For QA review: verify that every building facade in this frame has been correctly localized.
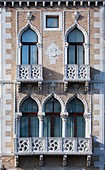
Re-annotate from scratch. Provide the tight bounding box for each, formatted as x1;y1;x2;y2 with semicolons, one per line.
0;0;105;169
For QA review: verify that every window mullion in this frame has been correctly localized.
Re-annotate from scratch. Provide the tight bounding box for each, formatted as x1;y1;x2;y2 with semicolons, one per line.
75;45;77;64
28;116;30;137
29;45;30;64
74;114;77;137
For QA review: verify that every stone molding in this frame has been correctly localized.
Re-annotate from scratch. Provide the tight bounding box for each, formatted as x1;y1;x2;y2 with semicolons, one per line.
1;1;105;7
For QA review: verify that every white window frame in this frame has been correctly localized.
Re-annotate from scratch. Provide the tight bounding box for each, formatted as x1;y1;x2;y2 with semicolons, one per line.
43;12;62;31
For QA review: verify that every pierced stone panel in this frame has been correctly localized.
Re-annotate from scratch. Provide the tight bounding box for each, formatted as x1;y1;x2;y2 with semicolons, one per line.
65;64;90;81
19;65;29;79
48;138;60;152
63;138;75;152
18;138;29;152
32;138;44;152
17;65;43;81
15;137;92;155
31;65;41;79
67;65;77;79
79;66;89;79
78;138;91;152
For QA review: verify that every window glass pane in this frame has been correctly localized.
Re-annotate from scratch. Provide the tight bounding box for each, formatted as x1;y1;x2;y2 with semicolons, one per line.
77;116;85;137
67;28;84;43
46;16;59;28
22;45;29;64
22;28;38;42
77;45;84;64
20;116;28;137
30;45;37;64
54;116;61;137
43;116;50;137
30;116;39;137
67;116;74;137
54;100;61;112
45;97;61;113
68;45;75;64
21;98;38;112
67;98;84;113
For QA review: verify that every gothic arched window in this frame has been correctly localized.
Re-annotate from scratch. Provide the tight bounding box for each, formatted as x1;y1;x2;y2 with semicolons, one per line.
20;97;39;137
67;28;84;65
44;97;61;137
66;97;85;137
21;28;38;64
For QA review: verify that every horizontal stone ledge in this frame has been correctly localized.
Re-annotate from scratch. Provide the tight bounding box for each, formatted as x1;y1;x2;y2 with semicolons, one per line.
0;0;105;7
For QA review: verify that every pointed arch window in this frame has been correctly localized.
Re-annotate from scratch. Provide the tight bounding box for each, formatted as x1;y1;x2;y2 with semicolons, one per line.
67;28;84;65
44;97;62;137
21;28;38;64
66;97;85;137
20;97;39;137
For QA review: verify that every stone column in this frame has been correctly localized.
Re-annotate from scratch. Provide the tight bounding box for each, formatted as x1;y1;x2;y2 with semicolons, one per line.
61;112;68;137
84;112;91;138
38;113;45;137
15;112;22;138
15;112;22;153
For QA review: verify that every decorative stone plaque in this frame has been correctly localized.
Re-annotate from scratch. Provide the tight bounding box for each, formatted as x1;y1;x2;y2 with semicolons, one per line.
46;43;61;64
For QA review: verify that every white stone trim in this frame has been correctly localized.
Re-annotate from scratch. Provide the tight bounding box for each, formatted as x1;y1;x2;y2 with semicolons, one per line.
43;12;63;31
1;84;12;154
1;8;11;81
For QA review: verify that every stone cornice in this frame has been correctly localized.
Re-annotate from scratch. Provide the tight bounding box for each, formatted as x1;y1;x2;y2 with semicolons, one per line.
0;0;104;7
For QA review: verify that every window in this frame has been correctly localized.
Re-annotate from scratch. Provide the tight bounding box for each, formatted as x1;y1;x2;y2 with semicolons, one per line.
21;28;38;64
46;16;59;28
44;97;61;137
67;28;84;65
20;97;39;137
66;97;85;137
43;12;62;31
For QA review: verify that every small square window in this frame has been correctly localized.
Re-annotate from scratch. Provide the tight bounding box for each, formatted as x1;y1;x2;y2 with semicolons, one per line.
43;12;62;31
46;16;59;28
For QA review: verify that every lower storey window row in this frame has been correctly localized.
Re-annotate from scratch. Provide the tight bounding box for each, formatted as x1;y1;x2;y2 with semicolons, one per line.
20;113;85;138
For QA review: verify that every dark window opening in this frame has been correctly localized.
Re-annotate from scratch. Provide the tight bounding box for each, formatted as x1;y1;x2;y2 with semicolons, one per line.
21;28;38;64
67;28;84;65
46;16;59;28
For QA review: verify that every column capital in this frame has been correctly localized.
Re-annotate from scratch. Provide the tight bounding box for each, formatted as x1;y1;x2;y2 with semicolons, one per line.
18;42;22;47
37;43;42;48
61;112;68;118
38;112;45;120
38;112;45;116
15;112;22;118
84;112;91;119
65;42;69;47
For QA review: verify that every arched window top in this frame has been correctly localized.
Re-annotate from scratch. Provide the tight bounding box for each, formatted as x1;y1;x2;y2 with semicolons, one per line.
67;97;84;113
67;28;84;43
21;97;38;112
21;28;38;43
44;96;61;113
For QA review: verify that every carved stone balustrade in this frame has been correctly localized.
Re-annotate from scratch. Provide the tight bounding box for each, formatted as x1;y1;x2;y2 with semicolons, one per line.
15;137;92;155
64;64;90;82
17;65;43;82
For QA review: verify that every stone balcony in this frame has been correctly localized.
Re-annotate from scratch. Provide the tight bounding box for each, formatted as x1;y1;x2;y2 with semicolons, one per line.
15;137;92;155
64;64;90;82
17;65;43;82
